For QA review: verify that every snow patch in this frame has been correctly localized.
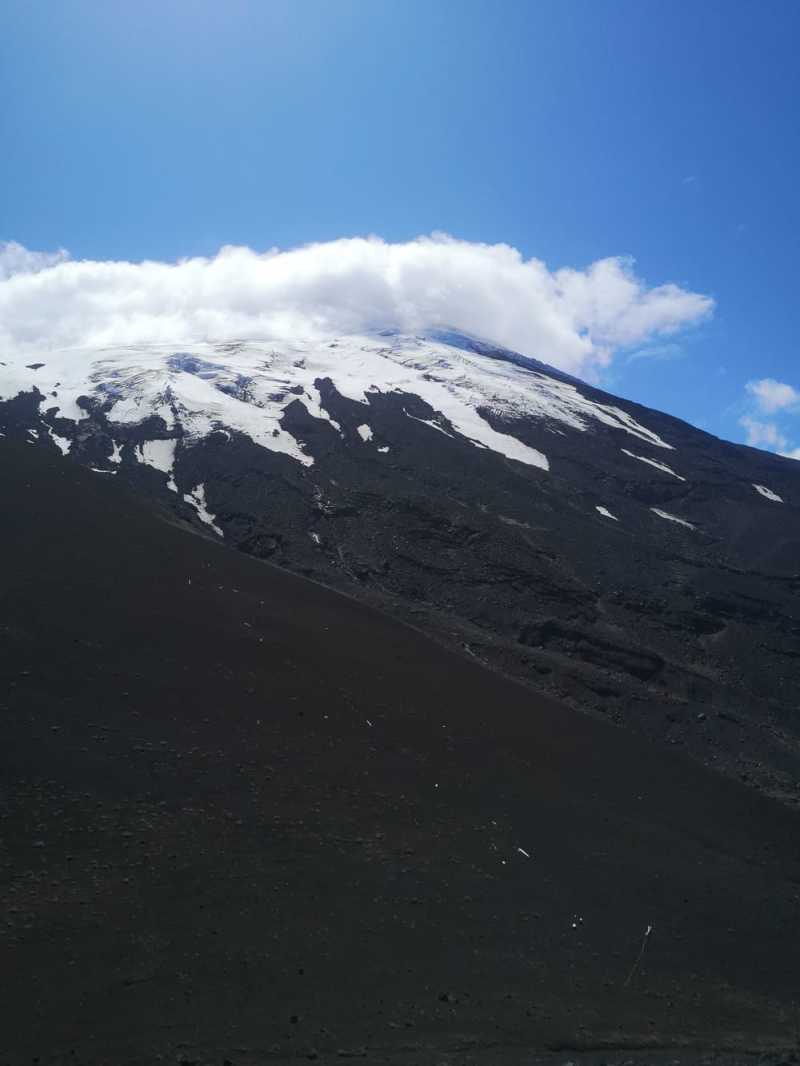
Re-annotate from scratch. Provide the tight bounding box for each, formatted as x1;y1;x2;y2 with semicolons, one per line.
753;483;783;503
137;438;176;476
595;505;618;521
46;427;71;455
183;483;223;536
109;440;123;464
621;449;685;481
136;438;179;494
377;445;390;454
406;413;454;438
301;388;342;435
356;423;373;442
650;507;695;530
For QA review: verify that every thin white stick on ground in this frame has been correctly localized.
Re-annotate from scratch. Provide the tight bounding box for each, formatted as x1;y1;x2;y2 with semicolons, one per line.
623;924;652;987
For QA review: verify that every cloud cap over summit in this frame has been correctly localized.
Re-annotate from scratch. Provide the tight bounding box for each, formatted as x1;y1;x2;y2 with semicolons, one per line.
0;235;712;379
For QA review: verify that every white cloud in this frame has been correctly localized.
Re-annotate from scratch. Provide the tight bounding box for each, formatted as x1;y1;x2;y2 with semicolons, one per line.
740;378;800;459
739;415;789;451
0;235;713;378
0;240;69;282
745;377;800;414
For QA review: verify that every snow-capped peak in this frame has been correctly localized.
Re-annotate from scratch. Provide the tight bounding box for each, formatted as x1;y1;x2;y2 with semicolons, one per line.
0;331;672;472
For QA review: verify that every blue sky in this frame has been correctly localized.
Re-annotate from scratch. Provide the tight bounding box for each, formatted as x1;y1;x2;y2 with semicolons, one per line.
2;0;799;453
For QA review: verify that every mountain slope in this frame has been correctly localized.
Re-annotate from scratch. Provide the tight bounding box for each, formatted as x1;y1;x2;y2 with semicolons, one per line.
2;330;800;805
1;438;799;1065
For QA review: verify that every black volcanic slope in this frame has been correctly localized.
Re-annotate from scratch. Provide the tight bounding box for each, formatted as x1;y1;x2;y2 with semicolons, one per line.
4;337;800;809
216;382;800;807
1;439;799;1065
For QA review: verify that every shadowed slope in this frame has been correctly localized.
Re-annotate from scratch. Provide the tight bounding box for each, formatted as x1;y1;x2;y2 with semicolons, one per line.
1;440;798;1065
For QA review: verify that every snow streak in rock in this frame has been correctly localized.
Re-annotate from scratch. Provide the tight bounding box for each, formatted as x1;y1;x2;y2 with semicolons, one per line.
753;483;783;503
621;449;685;481
650;508;695;530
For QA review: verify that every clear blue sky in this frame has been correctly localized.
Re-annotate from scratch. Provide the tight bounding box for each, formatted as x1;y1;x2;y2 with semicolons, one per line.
2;0;799;450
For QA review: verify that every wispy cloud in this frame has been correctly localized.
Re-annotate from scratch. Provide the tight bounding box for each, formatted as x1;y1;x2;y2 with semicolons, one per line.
739;415;789;451
739;378;800;459
745;377;800;414
626;341;686;364
0;236;714;380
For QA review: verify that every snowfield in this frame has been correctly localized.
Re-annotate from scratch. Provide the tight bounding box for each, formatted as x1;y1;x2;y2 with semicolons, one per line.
0;331;673;475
